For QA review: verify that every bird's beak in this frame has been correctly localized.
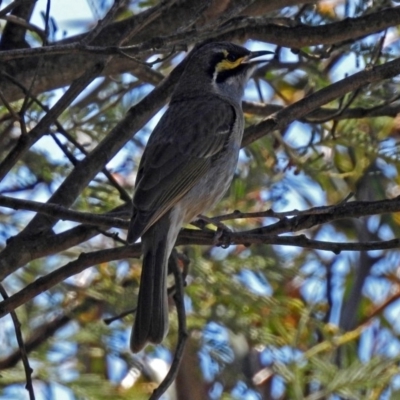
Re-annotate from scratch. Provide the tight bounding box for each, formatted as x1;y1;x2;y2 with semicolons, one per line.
245;50;274;64
241;50;274;78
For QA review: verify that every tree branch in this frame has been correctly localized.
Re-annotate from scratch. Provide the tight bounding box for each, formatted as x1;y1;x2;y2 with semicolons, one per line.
242;56;400;146
0;194;129;227
2;225;400;319
2;194;400;278
242;101;400;121
0;245;141;318
3;5;400;101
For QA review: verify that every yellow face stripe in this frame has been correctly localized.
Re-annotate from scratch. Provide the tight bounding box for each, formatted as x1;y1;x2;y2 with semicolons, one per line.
215;56;246;72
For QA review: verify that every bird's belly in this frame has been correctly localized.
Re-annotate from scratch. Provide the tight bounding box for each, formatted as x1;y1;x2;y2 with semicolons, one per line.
180;143;240;223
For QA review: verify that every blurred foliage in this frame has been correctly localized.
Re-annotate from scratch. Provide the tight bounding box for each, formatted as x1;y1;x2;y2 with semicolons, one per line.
3;0;400;399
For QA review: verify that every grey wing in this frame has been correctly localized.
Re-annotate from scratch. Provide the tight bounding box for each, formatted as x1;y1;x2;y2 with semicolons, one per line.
127;96;236;243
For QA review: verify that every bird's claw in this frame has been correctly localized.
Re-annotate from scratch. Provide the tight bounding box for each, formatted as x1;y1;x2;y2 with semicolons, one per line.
213;226;232;248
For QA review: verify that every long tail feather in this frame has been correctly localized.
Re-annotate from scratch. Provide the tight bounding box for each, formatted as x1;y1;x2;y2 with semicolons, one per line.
130;211;172;352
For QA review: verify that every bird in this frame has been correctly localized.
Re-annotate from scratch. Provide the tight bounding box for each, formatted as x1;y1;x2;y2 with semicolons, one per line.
127;41;272;352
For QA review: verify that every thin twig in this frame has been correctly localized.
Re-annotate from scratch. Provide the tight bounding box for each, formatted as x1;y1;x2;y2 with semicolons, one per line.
0;313;70;369
18;0;51;130
0;0;24;18
81;0;126;45
359;289;400;325
0;14;46;41
51;131;131;203
0;72;132;202
150;251;188;400
103;308;136;325
0;62;105;181
117;45;179;66
242;101;400;121
0;284;35;400
260;235;400;254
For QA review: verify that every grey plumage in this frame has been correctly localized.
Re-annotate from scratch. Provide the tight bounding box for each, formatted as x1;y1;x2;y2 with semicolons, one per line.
128;41;271;352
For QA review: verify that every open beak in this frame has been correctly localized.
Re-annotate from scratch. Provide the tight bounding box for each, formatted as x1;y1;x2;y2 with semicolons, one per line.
245;50;275;63
241;50;274;78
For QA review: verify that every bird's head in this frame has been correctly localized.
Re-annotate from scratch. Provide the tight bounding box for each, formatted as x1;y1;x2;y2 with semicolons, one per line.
173;41;273;103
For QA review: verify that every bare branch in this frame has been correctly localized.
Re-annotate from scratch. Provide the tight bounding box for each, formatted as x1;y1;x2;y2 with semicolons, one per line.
0;194;129;227
3;5;400;101
0;0;35;50
0;245;141;318
242;101;400;121
2;7;400;63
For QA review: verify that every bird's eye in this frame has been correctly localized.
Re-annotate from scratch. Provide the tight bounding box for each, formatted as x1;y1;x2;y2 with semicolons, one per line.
226;53;238;62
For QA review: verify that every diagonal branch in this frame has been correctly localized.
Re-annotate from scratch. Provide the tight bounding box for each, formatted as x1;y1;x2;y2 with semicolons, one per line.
0;284;35;399
0;0;152;181
242;56;400;146
0;245;140;318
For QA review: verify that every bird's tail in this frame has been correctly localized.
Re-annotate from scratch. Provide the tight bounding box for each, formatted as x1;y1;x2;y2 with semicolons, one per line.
130;211;177;352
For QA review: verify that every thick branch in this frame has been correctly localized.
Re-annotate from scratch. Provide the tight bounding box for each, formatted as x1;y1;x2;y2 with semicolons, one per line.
1;0;205;101
224;7;400;46
3;5;400;101
3;7;399;61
